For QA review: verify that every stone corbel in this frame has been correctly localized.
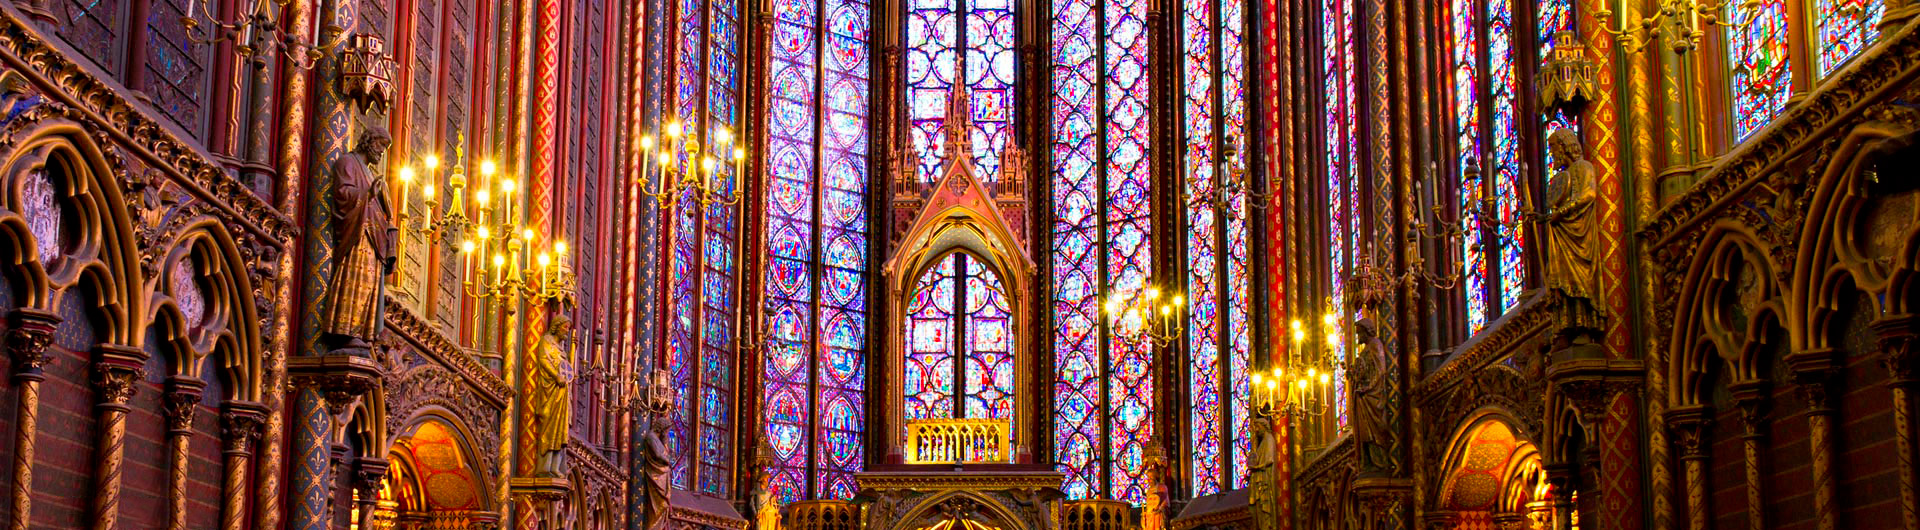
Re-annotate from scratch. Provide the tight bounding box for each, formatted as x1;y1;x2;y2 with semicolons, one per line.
4;308;58;530
1544;357;1642;434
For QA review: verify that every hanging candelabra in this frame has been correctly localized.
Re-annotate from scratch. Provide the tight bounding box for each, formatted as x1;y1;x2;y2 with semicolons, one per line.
1251;302;1348;420
1105;285;1186;348
634;120;746;208
1588;0;1763;54
1185;144;1273;220
391;153;576;304
179;0;362;67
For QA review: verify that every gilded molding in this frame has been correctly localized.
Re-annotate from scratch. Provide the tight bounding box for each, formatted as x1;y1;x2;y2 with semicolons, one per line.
0;8;296;248
381;299;512;407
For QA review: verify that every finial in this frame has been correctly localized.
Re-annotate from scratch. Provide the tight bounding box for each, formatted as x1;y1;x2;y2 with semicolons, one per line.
942;81;973;161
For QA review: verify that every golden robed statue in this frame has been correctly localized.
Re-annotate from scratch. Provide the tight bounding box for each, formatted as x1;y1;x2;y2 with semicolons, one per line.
321;125;398;353
526;318;573;473
1541;128;1606;336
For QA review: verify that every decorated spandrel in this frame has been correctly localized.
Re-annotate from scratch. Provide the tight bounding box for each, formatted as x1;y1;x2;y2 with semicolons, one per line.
763;0;871;502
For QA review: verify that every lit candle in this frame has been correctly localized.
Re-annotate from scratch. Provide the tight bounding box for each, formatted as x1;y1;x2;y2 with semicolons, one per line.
396;166;415;215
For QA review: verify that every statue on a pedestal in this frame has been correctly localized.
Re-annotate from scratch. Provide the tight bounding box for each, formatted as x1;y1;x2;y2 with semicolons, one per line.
320;125;397;355
1540;128;1607;340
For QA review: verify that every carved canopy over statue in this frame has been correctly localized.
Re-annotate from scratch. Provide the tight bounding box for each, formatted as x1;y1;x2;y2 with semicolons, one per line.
320;124;398;354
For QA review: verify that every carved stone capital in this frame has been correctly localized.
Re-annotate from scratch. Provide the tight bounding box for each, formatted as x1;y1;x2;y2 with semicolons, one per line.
1545;356;1643;429
288;354;383;416
222;403;268;452
5;308;59;378
163;377;207;433
1666;405;1712;459
1786;348;1840;412
1873;315;1920;386
353;457;389;498
1728;380;1771;435
91;354;144;407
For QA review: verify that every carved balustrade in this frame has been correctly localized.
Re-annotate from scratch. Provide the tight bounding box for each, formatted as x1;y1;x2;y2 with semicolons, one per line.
786;500;862;530
1061;500;1134;530
904;419;1013;464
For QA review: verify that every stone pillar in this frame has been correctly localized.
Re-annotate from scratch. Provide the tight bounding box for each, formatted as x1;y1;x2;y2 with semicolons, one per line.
1788;350;1840;530
4;309;57;530
1542;463;1574;530
89;345;146;530
354;458;390;530
1873;315;1920;530
1666;406;1710;530
289;386;335;530
1730;381;1770;530
162;378;207;530
223;404;268;530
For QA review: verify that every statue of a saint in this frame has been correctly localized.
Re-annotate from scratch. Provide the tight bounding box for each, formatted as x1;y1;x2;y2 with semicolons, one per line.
748;440;780;530
1140;441;1170;530
525;318;573;474
638;373;675;530
1541;128;1606;336
1247;416;1277;530
320;125;398;353
1348;317;1394;474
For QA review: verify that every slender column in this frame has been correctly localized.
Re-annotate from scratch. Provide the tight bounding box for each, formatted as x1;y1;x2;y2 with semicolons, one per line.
1873;316;1920;530
1543;463;1574;530
353;458;389;530
89;346;147;530
162;378;207;530
289;387;334;530
1789;352;1840;530
1730;381;1770;530
1668;406;1710;530
222;405;267;530
4;309;58;530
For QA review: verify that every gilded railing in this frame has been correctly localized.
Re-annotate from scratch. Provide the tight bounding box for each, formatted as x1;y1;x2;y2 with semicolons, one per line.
904;418;1014;464
785;500;861;530
1062;500;1134;530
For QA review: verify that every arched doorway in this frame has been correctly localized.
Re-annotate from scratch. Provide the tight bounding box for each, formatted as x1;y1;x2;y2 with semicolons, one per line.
1435;417;1557;529
370;418;493;529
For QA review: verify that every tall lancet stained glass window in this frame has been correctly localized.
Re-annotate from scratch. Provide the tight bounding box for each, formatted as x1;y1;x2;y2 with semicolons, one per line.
1726;0;1789;141
663;0;744;496
1814;0;1884;76
1321;0;1356;431
904;253;1017;423
763;0;873;502
1450;0;1524;334
1183;0;1253;496
1051;0;1155;503
907;0;1016;179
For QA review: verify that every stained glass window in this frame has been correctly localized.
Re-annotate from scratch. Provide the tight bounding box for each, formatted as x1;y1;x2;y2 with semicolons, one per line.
1815;0;1884;76
907;0;1016;180
1183;0;1253;496
1537;0;1578;164
663;0;743;497
904;253;1016;423
763;0;872;502
1321;0;1359;435
1727;0;1791;141
1051;0;1154;503
1451;0;1525;334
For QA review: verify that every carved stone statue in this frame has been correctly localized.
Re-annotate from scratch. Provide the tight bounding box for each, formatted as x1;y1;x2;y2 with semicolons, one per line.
749;439;780;530
525;316;573;474
1348;317;1394;475
1541;128;1606;338
638;389;674;530
320;125;398;354
1246;416;1277;530
1140;441;1170;530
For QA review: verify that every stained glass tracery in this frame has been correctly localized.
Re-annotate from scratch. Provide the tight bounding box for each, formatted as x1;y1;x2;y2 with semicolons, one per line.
1184;0;1253;496
1727;0;1791;141
764;0;871;502
904;253;1016;424
908;0;1015;180
665;0;743;497
1451;0;1525;334
1052;0;1154;503
1814;0;1884;77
